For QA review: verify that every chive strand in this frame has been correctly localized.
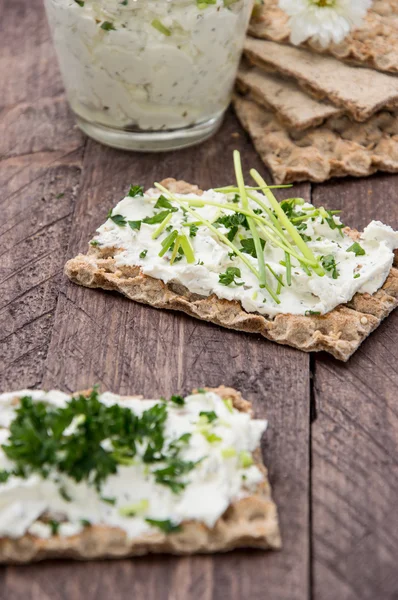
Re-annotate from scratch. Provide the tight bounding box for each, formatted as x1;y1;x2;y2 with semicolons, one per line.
154;183;262;283
250;169;324;277
233;151;268;290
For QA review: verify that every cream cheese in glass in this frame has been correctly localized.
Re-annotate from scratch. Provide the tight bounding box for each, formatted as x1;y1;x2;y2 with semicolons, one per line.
44;0;254;150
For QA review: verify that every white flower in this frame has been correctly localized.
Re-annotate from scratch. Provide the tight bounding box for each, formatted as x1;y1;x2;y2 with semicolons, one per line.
279;0;373;48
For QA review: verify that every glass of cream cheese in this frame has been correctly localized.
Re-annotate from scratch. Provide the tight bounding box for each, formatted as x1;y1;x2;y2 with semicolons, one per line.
44;0;253;151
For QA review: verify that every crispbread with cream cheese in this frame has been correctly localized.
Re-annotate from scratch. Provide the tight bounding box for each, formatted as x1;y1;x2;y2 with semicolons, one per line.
64;181;398;362
248;0;398;75
244;38;398;123
233;94;398;184
0;386;280;563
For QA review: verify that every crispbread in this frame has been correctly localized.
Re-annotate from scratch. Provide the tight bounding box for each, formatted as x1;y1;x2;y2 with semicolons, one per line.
249;0;398;74
233;94;398;184
244;38;398;122
0;386;281;563
236;63;342;131
64;181;398;362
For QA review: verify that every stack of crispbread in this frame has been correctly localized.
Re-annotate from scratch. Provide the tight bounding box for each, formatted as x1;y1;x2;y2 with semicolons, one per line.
234;0;398;183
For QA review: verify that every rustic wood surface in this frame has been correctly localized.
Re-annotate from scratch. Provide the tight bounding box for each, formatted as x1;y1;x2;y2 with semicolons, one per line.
0;1;397;599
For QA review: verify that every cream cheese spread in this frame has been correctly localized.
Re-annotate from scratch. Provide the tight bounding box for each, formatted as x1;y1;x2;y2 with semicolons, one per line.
0;389;266;540
92;186;398;317
44;0;253;130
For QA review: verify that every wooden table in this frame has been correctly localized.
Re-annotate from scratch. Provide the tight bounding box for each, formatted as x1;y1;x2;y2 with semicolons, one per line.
1;1;398;599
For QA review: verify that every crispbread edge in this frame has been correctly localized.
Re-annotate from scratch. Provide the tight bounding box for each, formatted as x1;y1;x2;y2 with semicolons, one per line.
64;180;398;362
0;386;281;563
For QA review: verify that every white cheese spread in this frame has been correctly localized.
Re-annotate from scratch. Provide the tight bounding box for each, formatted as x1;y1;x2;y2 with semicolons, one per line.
44;0;253;130
0;389;266;540
92;186;398;317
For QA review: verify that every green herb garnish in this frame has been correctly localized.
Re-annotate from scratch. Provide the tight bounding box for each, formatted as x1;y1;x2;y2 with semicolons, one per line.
101;496;116;505
107;210;127;227
145;519;181;533
59;486;72;502
321;254;339;279
1;390;197;495
189;224;198;237
154;196;177;211
305;310;321;316
139;249;148;259
74;0;84;6
0;470;10;483
219;267;244;286
128;220;142;231
128;185;144;197
170;395;185;406
240;237;265;258
80;519;91;527
151;19;172;36
199;411;218;423
49;520;60;535
153;458;198;494
347;242;365;256
100;21;116;31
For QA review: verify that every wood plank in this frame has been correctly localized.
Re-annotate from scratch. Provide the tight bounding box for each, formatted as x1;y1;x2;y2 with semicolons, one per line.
311;175;398;600
6;111;312;600
0;0;86;391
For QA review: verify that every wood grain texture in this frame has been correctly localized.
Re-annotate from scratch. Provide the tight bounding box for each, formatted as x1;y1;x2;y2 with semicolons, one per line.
0;0;86;391
311;176;398;600
31;115;311;600
2;0;398;598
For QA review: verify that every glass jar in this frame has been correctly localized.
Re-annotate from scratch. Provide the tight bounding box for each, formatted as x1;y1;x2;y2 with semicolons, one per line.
44;0;253;151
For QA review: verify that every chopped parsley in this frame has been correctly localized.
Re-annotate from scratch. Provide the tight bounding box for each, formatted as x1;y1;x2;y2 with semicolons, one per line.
300;234;312;243
305;310;321;316
280;198;305;219
154;196;177;211
354;273;361;279
0;470;10;483
143;211;172;225
100;21;116;31
80;519;91;527
219;267;244;286
145;519;181;533
49;520;60;535
139;249;148;259
215;212;248;230
214;212;248;242
74;0;84;6
347;242;365;256
107;210;127;227
90;240;100;247
128;220;141;231
59;486;72;502
321;254;339;279
1;390;198;495
189;224;199;237
170;395;185;406
153;458;198;494
101;496;116;505
240;237;265;258
128;185;144;197
325;211;344;235
199;411;218;423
